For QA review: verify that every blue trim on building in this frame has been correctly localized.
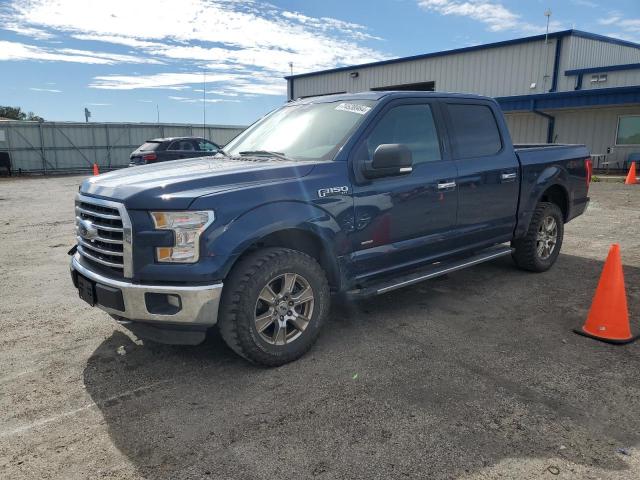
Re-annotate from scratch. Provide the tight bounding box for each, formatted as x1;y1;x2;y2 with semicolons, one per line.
550;36;562;92
569;30;640;50
497;86;640;111
286;29;640;81
565;62;640;76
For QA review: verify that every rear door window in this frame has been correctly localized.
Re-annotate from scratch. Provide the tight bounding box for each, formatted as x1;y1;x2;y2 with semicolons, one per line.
447;104;502;158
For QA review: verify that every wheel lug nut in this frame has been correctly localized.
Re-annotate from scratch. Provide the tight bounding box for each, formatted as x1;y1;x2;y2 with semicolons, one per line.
280;315;284;320
288;301;294;306
287;311;292;315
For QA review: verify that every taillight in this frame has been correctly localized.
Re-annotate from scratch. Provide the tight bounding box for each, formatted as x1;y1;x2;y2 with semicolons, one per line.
585;157;592;185
143;153;158;163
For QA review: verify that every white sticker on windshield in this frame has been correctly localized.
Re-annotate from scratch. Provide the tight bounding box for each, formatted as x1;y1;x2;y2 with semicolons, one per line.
335;103;371;115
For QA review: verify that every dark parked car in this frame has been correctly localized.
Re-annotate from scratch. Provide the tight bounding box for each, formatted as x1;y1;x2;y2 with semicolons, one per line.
129;137;220;166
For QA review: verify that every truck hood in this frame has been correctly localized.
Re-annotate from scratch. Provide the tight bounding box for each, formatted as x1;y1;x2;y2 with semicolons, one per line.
80;156;319;209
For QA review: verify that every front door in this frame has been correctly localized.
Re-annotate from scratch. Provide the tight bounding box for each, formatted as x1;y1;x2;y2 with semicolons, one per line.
349;100;458;280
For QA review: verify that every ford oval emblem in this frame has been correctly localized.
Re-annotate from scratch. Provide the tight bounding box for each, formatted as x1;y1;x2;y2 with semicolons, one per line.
79;219;98;241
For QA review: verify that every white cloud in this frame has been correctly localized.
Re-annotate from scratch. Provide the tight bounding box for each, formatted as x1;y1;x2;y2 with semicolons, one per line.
2;22;54;39
58;48;163;64
90;72;233;90
29;87;62;93
570;0;598;7
91;71;286;96
2;0;388;96
169;95;241;104
71;34;164;49
417;0;561;34
599;12;640;43
0;40;162;64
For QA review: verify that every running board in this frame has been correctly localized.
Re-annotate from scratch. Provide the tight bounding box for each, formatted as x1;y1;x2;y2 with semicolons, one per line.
346;245;513;299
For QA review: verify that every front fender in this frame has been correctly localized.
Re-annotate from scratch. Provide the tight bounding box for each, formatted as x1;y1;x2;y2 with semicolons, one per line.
201;200;350;279
515;165;568;238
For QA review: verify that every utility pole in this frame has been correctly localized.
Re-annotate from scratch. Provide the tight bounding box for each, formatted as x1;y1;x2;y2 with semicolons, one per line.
289;62;293;76
203;68;206;132
156;104;160;124
542;9;552;92
84;107;91;123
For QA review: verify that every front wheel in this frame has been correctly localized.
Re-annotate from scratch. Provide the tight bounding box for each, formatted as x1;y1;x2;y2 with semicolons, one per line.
511;202;564;272
218;248;330;366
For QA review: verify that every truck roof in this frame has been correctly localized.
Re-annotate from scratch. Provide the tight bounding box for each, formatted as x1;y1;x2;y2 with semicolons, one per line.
293;91;492;104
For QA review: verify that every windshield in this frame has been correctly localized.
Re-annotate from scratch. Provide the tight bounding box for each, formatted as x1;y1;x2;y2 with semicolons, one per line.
224;100;375;161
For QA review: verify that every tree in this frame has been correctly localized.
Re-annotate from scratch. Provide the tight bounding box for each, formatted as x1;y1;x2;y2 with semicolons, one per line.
0;106;44;122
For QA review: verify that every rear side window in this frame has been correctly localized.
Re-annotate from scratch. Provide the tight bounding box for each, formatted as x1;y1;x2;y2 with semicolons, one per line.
447;104;502;158
136;141;161;152
168;140;196;151
356;104;442;165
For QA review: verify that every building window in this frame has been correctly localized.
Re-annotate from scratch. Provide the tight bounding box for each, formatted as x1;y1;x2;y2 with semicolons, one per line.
590;74;607;83
616;115;640;145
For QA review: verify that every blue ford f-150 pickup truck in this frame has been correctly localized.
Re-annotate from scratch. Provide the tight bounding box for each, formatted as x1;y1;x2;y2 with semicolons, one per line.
70;91;591;366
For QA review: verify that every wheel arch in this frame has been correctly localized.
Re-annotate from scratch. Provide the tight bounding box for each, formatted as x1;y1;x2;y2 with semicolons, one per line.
230;228;342;290
538;183;569;221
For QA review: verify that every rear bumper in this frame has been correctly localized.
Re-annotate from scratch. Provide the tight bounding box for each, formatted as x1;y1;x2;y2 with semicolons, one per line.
70;254;223;326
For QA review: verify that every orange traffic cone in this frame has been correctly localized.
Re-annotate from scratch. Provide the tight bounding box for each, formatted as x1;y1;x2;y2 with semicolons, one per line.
574;244;637;344
625;162;637;185
92;163;99;176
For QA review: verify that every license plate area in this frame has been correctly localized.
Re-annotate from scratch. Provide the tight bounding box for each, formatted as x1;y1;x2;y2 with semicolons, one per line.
77;274;96;306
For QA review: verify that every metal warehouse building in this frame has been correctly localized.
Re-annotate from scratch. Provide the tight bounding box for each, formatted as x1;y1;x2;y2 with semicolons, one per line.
286;29;640;170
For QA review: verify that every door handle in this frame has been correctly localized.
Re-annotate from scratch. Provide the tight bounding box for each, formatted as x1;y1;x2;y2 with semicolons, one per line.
501;172;517;181
437;181;456;190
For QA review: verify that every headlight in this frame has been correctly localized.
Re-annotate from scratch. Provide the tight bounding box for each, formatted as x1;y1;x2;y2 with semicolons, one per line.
150;211;214;263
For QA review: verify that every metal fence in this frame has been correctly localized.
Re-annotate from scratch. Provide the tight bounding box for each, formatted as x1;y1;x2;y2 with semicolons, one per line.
0;121;246;174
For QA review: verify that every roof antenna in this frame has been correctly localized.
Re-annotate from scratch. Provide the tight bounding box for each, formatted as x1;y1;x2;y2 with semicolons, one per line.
544;9;552;43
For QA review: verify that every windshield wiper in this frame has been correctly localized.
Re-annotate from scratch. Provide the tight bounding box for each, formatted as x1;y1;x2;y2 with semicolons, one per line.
238;150;290;161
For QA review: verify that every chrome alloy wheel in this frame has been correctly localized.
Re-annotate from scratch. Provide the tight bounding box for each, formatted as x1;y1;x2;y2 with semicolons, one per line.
254;273;315;345
536;215;558;260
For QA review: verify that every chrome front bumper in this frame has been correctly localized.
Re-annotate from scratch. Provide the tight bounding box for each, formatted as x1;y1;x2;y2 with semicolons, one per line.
70;254;223;326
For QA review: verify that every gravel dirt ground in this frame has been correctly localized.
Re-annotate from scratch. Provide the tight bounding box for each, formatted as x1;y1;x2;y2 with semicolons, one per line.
1;176;639;480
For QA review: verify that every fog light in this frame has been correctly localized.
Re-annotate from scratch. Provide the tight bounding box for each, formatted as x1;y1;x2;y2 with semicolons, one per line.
145;292;182;315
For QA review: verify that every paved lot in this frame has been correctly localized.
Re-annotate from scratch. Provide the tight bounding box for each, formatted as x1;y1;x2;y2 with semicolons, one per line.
1;176;639;479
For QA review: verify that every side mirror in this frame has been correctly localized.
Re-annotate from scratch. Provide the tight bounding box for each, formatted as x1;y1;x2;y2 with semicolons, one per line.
363;144;413;179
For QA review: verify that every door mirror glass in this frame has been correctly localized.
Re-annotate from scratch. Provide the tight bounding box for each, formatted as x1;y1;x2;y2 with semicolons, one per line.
364;143;413;178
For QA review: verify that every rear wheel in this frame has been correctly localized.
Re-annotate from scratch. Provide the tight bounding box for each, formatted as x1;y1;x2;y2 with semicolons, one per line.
218;248;330;366
511;202;564;272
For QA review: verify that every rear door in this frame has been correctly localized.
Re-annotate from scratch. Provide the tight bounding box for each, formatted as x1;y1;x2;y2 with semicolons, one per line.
349;99;458;278
443;101;520;246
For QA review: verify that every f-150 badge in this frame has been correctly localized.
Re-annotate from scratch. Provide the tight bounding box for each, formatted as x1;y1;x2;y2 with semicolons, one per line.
318;186;349;198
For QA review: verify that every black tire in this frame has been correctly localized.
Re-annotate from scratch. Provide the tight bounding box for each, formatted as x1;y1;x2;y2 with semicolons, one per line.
511;202;564;272
218;247;330;366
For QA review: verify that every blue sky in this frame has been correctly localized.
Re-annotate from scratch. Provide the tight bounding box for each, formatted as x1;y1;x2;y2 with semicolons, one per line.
0;0;638;126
